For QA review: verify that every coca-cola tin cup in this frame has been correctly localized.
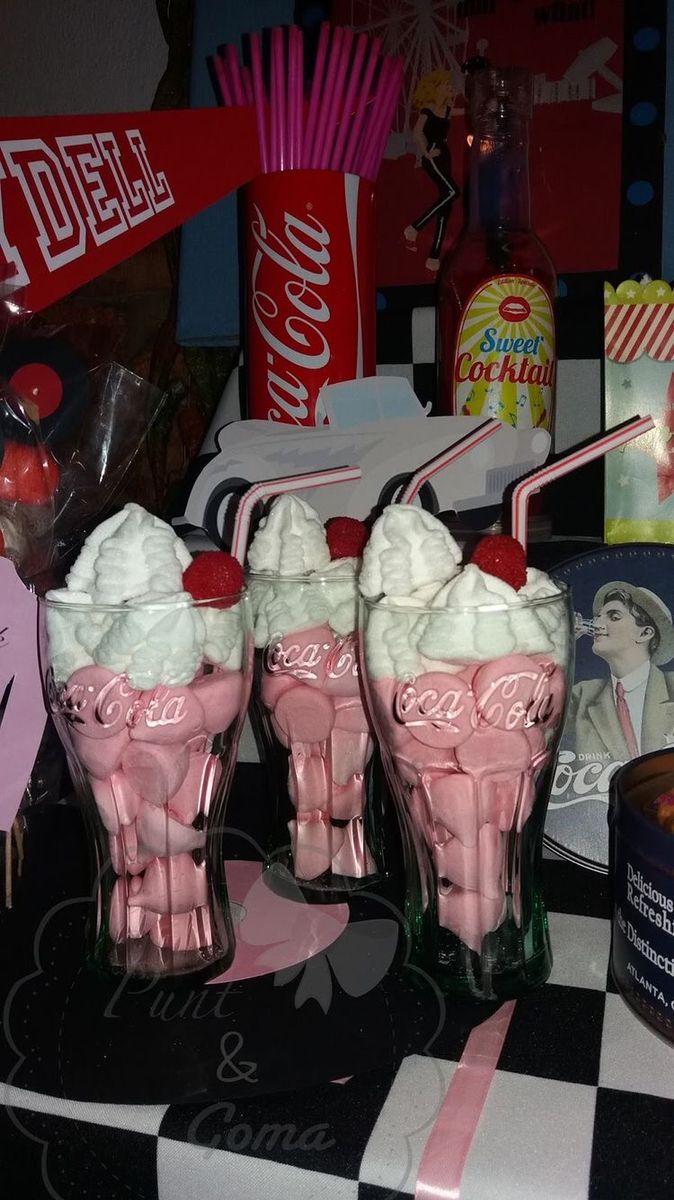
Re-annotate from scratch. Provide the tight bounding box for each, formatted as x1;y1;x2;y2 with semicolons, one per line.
243;170;376;425
610;750;674;1041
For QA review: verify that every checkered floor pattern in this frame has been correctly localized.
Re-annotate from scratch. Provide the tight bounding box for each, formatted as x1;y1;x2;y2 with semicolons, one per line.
4;859;674;1200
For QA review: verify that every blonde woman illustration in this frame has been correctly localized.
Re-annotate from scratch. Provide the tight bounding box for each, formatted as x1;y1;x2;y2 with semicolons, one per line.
404;69;460;272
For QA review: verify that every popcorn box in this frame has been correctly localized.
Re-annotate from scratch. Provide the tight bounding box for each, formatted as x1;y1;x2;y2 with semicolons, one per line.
604;280;674;543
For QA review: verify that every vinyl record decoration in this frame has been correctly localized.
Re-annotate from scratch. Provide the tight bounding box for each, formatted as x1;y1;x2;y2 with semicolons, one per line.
0;333;90;445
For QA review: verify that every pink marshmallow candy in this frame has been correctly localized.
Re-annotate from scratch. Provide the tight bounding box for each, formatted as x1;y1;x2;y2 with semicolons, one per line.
331;818;376;878
136;799;206;857
109;878;149;942
288;749;330;813
261;671;300;710
289;812;345;881
333;696;371;733
90;770;141;834
437;885;506;954
131;853;208;914
192;669;243;734
274;684;335;744
330;728;373;785
121;741;190;808
71;727;129;780
434;822;504;900
168;752;222;825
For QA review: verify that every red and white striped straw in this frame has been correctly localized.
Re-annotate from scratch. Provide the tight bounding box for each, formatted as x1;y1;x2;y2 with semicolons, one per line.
231;465;362;565
511;414;655;550
399;419;502;504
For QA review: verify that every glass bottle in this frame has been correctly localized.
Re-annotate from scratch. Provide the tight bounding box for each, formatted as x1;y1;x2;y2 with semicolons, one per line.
437;68;556;432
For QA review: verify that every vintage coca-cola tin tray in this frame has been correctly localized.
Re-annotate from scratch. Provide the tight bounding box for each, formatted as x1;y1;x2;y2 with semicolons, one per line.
548;544;674;872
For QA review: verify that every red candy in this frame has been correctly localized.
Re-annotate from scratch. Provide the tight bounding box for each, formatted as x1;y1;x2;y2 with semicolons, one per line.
325;516;368;560
182;551;244;608
470;534;527;591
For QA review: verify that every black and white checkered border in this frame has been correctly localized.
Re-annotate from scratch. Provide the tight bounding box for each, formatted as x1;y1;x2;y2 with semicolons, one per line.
4;861;674;1200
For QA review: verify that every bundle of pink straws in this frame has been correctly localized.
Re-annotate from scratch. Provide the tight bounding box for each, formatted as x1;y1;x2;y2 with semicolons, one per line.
213;22;403;181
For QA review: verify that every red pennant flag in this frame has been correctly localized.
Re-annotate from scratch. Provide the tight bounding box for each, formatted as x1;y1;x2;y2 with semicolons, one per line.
0;108;260;313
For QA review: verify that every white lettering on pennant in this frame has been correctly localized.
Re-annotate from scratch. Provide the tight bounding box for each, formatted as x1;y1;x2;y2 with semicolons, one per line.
0;158;29;287
57;134;128;245
95;131;155;226
2;138;86;271
127;129;174;213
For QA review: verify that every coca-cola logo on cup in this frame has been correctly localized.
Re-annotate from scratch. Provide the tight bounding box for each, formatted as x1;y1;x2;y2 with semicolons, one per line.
474;667;554;731
50;670;192;731
265;634;358;682
249;203;332;425
394;681;468;730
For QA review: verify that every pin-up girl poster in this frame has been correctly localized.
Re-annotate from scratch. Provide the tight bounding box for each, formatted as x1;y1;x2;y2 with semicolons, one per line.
403;69;460;274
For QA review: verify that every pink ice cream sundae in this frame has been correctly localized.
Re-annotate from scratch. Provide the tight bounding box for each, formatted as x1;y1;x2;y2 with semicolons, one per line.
359;507;571;987
248;498;377;889
42;504;251;974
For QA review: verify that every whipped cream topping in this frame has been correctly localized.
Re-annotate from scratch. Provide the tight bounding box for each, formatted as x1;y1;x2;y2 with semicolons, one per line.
359;506;461;599
363;558;566;679
67;504;192;603
249;557;360;648
47;504;245;685
247;495;331;577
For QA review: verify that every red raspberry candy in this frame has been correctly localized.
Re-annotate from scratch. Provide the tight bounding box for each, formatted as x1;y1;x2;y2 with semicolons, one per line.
182;551;244;609
0;441;60;506
325;516;368;560
470;534;527;591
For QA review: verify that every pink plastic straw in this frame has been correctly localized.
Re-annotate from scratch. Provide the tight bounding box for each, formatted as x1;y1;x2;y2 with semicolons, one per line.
303;22;331;168
214;54;234;107
511;414;655;549
241;65;254;106
272;27;286;171
294;26;304;169
341;36;381;174
249;32;269;174
399;419;501;504
287;25;300;169
330;33;368;171
311;26;344;168
353;56;394;176
319;27;355;170
232;466;362;565
369;56;404;178
361;57;403;180
226;43;246;106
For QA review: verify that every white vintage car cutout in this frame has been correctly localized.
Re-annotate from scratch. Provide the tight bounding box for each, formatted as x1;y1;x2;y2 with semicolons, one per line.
174;415;550;549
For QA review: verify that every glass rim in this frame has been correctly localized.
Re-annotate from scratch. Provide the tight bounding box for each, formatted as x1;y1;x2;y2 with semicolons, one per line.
38;590;249;614
246;569;357;585
360;579;569;617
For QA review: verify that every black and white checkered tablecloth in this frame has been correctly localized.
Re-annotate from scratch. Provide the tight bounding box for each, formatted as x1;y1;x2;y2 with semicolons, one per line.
3;845;674;1200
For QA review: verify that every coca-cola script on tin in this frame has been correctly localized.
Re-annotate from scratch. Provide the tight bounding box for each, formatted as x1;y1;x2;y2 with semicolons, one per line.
265;635;358;682
249;203;332;424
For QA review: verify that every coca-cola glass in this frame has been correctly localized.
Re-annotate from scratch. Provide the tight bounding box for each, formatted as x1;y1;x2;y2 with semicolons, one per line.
242;170;375;425
249;572;386;898
39;591;253;978
359;587;573;998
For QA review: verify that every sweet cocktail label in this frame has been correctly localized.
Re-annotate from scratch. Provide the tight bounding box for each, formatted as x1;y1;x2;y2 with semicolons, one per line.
0;558;46;830
454;274;555;430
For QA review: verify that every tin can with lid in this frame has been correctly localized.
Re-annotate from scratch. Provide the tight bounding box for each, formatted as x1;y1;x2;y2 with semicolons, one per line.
610;750;674;1041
